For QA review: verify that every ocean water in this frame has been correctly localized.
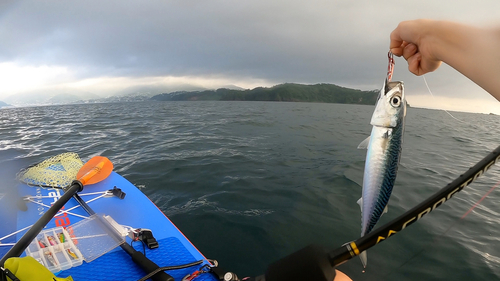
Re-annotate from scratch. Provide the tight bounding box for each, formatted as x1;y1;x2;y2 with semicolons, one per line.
1;101;500;280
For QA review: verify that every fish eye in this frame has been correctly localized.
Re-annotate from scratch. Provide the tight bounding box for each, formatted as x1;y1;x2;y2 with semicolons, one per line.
390;95;401;107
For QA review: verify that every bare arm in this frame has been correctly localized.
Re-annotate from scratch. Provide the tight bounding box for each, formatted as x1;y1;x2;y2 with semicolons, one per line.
390;19;500;101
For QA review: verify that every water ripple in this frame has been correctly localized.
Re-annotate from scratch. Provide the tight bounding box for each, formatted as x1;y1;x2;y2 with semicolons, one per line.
2;101;500;280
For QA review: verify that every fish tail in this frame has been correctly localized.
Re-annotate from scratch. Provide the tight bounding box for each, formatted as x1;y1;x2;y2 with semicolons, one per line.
359;251;367;268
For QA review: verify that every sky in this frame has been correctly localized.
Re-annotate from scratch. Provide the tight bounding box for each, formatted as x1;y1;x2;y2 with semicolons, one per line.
1;0;499;113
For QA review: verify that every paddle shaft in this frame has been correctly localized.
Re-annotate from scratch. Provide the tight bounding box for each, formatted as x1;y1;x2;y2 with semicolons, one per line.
72;191;174;281
0;182;83;267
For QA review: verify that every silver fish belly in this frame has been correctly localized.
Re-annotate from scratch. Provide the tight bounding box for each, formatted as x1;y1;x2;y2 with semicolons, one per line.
357;79;406;267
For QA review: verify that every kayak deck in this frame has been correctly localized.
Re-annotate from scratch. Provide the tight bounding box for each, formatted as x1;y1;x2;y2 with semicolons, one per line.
2;171;217;280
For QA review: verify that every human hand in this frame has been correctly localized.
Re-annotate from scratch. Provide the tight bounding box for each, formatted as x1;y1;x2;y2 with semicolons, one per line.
389;19;442;76
334;269;353;281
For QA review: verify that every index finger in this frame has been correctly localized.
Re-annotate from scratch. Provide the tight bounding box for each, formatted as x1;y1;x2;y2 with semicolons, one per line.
390;27;405;56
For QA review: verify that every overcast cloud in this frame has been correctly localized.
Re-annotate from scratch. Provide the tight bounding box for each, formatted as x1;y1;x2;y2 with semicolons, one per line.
1;0;499;113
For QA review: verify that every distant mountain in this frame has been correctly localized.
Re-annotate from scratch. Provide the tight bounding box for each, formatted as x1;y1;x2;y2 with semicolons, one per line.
114;84;207;98
4;92;48;105
0;101;11;108
218;84;246;90
47;94;82;104
2;83;379;107
85;95;152;103
3;90;101;106
151;83;379;105
3;83;210;107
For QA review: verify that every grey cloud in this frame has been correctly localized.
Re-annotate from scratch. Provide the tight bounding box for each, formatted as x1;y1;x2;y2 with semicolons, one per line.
1;0;499;99
0;1;389;83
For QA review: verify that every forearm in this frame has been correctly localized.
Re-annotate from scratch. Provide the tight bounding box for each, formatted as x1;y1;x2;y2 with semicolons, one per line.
427;21;500;100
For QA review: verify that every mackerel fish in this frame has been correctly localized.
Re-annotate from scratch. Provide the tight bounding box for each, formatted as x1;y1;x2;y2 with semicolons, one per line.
357;79;406;267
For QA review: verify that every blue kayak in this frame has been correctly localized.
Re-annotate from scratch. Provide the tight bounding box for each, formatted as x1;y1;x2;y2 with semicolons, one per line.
0;161;218;281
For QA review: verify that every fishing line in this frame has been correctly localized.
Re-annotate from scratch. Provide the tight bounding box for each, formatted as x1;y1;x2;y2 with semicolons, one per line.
422;75;491;152
329;145;500;267
422;75;491;134
383;177;500;279
422;75;465;123
330;74;499;276
380;75;499;277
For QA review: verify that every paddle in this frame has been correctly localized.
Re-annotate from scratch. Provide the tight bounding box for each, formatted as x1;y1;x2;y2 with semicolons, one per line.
0;155;113;267
2;154;174;281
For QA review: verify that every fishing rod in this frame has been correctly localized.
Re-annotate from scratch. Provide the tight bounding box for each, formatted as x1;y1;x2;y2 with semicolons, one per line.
245;144;500;280
329;144;500;265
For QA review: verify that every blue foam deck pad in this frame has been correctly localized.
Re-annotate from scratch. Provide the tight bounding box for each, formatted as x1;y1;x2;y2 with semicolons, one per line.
59;237;217;281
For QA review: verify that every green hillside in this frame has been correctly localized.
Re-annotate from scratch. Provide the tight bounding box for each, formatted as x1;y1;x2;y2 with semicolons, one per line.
151;83;379;105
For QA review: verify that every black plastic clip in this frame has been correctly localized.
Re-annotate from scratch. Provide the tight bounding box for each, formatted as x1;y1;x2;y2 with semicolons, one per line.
141;229;159;249
130;228;159;249
111;186;126;199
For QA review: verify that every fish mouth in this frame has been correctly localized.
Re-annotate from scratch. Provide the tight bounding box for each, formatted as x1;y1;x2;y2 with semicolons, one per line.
384;80;404;97
371;79;405;127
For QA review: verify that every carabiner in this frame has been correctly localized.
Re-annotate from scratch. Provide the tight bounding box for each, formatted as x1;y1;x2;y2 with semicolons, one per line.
182;264;211;281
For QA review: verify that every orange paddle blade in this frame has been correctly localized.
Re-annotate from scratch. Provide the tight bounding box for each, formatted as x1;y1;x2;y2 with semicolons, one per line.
76;156;113;185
